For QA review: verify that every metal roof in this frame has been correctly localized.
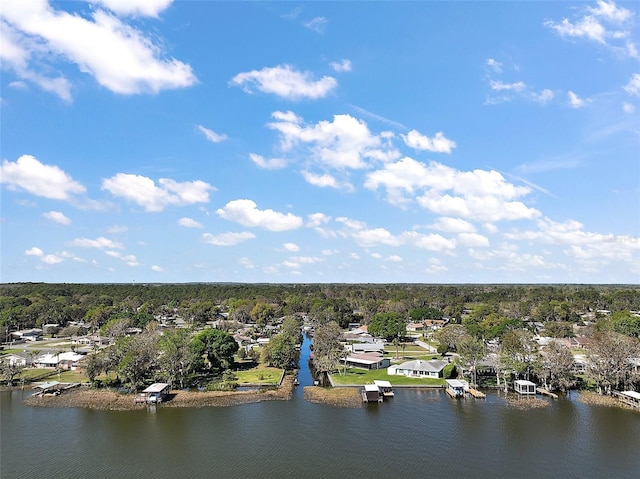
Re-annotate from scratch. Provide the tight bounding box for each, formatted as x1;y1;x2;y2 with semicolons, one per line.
142;383;170;393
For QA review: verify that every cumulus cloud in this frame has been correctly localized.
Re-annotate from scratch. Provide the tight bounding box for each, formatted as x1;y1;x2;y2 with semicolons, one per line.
88;0;173;17
567;91;589;108
105;250;139;266
0;0;196;99
336;217;456;252
202;231;256;246
505;217;640;263
267;111;397;171
151;265;164;272
177;217;202;228
330;59;352;72
71;236;123;249
544;1;637;58
42;211;71;225
301;171;340;189
197;125;227;143
1;155;86;200
283;243;300;252
249;153;287;170
230;64;337;100
430;217;475;234
365;157;540;222
25;247;43;256
490;80;527;92
102;173;214;212
24;246;63;264
623;73;640;95
216;199;303;231
401;130;456;154
283;256;323;268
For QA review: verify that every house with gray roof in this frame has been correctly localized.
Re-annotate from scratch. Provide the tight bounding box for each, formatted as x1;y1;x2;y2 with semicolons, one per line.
387;359;449;378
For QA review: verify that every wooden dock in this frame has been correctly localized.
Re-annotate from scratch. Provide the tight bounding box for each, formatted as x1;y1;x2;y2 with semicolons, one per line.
468;387;486;399
538;388;558;399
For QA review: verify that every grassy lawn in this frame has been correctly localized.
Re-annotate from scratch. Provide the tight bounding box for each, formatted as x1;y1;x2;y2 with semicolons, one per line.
233;367;284;385
19;368;57;380
330;368;445;387
55;370;90;383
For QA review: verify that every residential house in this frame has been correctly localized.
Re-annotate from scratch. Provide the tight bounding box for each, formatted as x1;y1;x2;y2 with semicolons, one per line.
388;359;449;378
350;341;385;355
342;353;390;370
10;328;43;342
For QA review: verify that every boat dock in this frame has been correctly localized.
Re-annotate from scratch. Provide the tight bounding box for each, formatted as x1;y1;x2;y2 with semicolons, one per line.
468;387;486;399
373;380;394;397
538;388;558;399
361;384;383;403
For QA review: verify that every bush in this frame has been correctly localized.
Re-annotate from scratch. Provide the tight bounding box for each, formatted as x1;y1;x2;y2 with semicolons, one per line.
443;364;457;379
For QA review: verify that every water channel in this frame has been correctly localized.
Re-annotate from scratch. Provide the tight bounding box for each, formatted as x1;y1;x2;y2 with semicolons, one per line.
2;335;640;478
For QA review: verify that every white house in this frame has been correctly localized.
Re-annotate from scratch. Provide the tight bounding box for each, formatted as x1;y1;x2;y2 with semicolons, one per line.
2;353;28;367
514;379;537;395
350;341;385;354
10;328;43;342
388;359;449;378
343;353;390;370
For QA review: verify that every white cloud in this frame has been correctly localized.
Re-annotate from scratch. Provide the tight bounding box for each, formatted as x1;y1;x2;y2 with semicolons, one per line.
567;91;588;108
388;255;402;262
1;155;85;200
25;247;43;256
216;199;303;231
457;232;490;248
505;217;640;263
430;217;475;234
151;265;164;272
425;258;448;274
486;58;503;73
177;217;203;228
267;111;396;170
105;250;139;266
88;0;173;17
283;256;323;268
365;158;540;222
41;254;63;265
248;153;287;170
301;171;340;189
102;173;214;212
533;89;555;104
107;224;128;233
230;64;337;100
322;249;339;255
401;130;456;154
71;237;123;249
490;80;526;92
238;257;254;269
42;211;71;225
202;231;256;246
622;102;635;113
623;73;640;95
307;212;331;228
330;59;352;72
283;242;300;252
304;16;328;34
197;125;227;143
336;217;457;252
545;1;637;58
0;0;196;98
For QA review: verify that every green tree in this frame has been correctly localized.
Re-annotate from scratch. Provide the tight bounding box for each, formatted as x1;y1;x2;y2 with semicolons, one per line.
368;312;406;342
498;329;539;384
251;303;275;328
190;329;238;373
158;328;196;389
116;332;159;391
312;321;344;374
262;333;298;369
457;335;484;387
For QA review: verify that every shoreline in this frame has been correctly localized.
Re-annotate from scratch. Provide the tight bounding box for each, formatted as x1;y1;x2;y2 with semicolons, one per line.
22;375;295;411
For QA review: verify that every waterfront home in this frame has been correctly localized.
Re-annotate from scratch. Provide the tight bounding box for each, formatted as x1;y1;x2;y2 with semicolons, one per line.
615;391;640;409
73;335;111;347
406;322;425;333
33;353;60;368
387;359;448;378
514;380;537;395
343;353;390;370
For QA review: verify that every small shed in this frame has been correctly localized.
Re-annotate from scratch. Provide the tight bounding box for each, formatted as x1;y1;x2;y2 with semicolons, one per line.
514;380;537;395
361;384;382;403
142;383;171;403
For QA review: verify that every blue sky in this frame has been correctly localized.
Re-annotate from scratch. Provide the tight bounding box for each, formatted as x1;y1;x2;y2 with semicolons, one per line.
1;0;639;284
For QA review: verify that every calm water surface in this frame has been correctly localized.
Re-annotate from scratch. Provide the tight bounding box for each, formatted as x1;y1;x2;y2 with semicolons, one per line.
2;336;639;478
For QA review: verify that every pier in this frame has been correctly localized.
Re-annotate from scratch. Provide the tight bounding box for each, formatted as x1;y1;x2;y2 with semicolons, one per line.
468;387;486;399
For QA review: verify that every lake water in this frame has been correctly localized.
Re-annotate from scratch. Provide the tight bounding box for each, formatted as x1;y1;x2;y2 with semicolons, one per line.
2;336;640;478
